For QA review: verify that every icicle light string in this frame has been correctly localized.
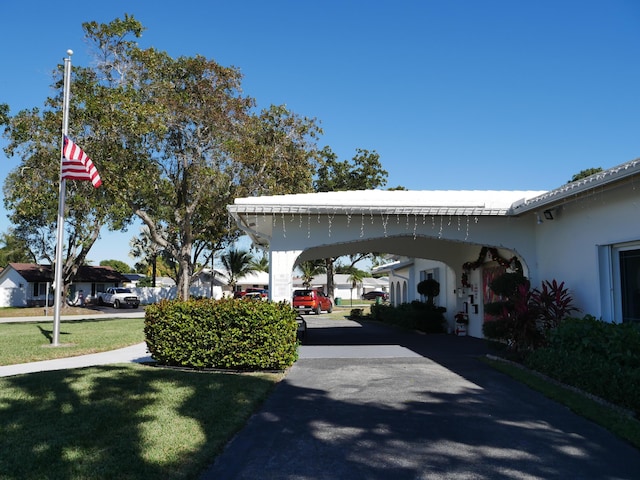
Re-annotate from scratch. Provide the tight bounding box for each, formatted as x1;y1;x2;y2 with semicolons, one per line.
381;213;389;237
327;210;336;237
281;213;286;238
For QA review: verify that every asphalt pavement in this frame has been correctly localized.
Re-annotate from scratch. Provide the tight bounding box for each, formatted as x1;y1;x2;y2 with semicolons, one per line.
200;317;640;480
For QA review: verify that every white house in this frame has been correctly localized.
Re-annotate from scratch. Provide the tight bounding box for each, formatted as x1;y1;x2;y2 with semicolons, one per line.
0;263;129;307
227;157;640;338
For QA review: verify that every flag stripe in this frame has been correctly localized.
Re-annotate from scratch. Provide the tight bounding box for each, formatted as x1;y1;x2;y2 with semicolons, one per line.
61;136;102;188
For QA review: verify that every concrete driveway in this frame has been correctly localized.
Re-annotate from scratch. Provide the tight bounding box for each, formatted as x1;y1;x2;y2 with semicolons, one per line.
201;317;640;479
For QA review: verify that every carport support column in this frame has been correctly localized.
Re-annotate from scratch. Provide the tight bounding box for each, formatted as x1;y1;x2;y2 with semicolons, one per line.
269;249;302;303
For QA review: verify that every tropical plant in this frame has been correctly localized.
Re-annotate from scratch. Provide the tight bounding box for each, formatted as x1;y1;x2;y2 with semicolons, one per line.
249;251;269;273
483;274;578;355
220;248;257;291
529;279;579;330
298;260;326;288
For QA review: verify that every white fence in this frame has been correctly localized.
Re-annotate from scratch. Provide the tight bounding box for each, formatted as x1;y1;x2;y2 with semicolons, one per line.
131;285;224;305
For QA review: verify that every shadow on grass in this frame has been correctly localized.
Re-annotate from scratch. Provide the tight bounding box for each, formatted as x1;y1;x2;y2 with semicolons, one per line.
0;365;277;479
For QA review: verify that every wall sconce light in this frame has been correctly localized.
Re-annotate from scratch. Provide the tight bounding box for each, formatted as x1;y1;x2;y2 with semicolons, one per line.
543;209;554;220
536;213;543;225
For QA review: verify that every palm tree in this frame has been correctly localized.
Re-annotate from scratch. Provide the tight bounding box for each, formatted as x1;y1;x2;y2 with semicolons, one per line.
298;260;326;288
346;267;366;306
221;248;257;292
249;251;269;273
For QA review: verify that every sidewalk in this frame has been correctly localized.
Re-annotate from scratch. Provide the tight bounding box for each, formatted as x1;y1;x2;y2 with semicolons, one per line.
0;309;145;323
0;342;152;377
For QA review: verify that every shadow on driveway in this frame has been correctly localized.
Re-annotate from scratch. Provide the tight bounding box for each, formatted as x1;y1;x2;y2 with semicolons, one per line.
201;317;640;480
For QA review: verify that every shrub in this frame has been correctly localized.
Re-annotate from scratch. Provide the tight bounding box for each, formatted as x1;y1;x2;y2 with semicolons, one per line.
483;276;577;354
370;302;446;333
144;298;298;370
525;316;640;415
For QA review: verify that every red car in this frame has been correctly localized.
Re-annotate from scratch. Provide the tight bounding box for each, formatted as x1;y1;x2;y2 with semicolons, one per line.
234;288;268;299
292;289;333;314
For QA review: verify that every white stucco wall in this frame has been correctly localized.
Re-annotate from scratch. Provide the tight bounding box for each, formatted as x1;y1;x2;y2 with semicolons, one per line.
532;181;640;322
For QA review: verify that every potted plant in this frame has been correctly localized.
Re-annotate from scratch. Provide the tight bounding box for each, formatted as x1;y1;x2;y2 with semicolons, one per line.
454;312;469;336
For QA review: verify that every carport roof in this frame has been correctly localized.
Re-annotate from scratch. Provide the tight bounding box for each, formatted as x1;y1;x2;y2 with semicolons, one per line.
228;190;547;246
229;189;547;217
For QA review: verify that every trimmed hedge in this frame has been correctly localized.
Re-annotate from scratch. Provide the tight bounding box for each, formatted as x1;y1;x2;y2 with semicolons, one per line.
525;316;640;415
370;302;446;333
144;298;299;370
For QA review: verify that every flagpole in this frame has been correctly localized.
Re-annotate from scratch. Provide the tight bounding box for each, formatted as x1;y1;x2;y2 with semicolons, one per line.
52;49;73;346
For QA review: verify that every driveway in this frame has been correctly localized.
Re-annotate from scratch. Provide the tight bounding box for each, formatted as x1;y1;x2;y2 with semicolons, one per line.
201;317;640;479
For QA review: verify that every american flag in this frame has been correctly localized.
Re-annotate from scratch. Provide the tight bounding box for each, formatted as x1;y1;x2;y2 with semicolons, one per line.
61;136;102;188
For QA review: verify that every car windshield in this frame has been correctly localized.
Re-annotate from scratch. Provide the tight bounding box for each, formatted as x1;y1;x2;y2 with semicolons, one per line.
115;288;131;293
293;290;314;297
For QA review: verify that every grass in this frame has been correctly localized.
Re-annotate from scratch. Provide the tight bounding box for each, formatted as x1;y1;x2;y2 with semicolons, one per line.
483;357;640;450
0;364;281;479
0;318;146;366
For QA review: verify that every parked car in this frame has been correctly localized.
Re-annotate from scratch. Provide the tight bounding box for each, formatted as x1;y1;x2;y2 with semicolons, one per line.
234;288;268;299
243;291;268;301
292;289;333;314
362;290;389;301
98;287;140;309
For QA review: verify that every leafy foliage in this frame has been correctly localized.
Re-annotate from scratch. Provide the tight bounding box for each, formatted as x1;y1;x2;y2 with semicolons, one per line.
144;298;298;370
220;248;258;291
417;278;440;307
483;275;578;354
370;302;446;333
569;167;603;183
99;259;131;273
525;316;640;415
3;15;323;301
314;147;388;192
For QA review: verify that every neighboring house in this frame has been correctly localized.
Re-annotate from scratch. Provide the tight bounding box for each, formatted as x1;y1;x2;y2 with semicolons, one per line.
234;270;270;295
0;263;128;307
292;273;388;302
228;157;640;338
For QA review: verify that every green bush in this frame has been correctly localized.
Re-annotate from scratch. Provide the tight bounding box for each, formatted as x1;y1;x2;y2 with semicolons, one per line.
144;298;299;370
370;302;446;333
525;316;640;415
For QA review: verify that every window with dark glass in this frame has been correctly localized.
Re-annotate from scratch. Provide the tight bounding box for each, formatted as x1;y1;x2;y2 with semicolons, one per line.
620;249;640;323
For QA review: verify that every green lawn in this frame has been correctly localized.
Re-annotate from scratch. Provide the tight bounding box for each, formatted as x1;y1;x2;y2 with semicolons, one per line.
0;364;280;479
0;317;146;366
0;317;282;479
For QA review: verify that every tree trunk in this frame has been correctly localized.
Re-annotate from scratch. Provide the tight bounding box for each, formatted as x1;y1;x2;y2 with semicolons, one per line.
325;257;335;299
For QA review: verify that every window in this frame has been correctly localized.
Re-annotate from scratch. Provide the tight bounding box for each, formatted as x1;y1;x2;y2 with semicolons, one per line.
32;282;49;297
619;248;640;323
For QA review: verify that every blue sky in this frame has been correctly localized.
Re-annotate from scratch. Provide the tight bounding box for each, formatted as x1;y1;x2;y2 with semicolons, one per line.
2;0;640;266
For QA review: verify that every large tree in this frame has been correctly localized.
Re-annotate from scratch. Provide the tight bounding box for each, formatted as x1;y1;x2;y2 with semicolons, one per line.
312;147;391;298
3;15;322;300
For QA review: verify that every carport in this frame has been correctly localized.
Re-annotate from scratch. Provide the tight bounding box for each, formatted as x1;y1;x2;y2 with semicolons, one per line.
227;189;545;332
